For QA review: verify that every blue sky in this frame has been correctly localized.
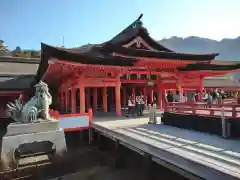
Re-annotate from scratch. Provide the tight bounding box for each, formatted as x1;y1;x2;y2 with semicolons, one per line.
0;0;239;50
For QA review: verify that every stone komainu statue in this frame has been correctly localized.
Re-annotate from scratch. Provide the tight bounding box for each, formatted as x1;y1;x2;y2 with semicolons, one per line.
6;81;52;123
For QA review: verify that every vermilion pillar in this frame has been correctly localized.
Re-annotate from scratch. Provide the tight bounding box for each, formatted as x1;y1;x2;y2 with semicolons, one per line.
150;88;154;104
177;77;183;102
61;92;64;111
65;90;69;112
115;76;121;116
79;85;85;113
199;75;204;101
93;88;98;110
132;87;136;101
123;87;127;106
71;88;76;113
103;87;108;112
143;86;147;103
157;78;163;109
86;88;90;109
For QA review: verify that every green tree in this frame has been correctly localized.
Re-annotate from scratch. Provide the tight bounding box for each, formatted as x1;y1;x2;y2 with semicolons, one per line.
12;46;24;57
0;40;9;52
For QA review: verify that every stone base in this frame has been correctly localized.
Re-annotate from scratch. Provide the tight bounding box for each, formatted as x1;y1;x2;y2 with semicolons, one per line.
5;120;60;136
1;120;67;171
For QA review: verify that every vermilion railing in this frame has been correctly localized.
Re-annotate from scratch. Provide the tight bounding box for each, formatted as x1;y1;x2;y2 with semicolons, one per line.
49;109;93;132
166;102;240;118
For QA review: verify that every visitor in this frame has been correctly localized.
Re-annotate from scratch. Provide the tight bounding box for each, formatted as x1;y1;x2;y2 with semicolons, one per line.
194;91;198;102
148;97;157;124
212;89;219;104
139;92;145;116
135;94;141;116
237;92;240;104
182;93;187;103
174;90;180;102
207;92;213;108
126;96;134;117
166;91;174;102
203;91;208;103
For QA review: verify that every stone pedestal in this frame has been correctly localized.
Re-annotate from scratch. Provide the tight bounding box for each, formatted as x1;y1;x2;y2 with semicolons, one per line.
0;120;67;171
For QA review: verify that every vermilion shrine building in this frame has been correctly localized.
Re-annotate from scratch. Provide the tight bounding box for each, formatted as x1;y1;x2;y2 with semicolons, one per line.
35;15;240;116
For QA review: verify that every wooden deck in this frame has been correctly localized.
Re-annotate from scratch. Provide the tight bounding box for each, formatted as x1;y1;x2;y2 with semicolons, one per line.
92;115;240;180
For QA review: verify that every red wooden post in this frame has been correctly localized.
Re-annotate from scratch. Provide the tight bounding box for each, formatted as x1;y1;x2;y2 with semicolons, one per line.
65;90;69;112
157;77;163;109
88;108;93;125
143;86;147;103
232;105;237;118
86;88;90;109
103;87;108;112
79;85;85;113
93;88;98;110
132;87;136;100
123;87;127;106
71;88;76;113
199;75;204;101
210;109;214;116
60;91;64;111
192;104;196;115
150;88;154;104
115;75;121;116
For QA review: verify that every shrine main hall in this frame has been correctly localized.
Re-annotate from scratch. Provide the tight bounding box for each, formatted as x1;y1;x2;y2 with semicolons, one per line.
35;14;240;116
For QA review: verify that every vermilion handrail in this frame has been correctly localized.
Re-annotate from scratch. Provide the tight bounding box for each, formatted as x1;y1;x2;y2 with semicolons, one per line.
166;102;240;118
49;108;93;125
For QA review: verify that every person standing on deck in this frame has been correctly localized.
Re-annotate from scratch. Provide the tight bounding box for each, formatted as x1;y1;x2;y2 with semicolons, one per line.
166;91;174;102
212;89;219;104
237;92;240;104
203;91;208;102
139;92;145;116
182;93;187;103
174;90;180;102
135;94;141;116
126;96;134;117
207;92;213;108
148;97;157;124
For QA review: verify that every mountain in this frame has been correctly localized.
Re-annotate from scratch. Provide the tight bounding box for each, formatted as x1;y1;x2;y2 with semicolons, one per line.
158;36;240;61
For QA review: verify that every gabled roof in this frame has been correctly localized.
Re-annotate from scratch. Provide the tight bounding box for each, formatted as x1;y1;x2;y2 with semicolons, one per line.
35;43;137;82
99;45;218;61
39;14;219;64
101;14;174;52
36;15;223;81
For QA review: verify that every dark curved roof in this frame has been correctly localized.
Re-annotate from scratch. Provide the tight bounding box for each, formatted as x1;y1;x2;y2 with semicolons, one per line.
41;43;137;66
35;15;223;81
99;45;219;61
101;14;174;53
38;14;219;63
0;75;35;91
178;63;240;71
35;43;137;82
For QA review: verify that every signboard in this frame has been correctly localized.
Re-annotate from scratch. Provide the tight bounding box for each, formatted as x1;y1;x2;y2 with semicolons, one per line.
148;81;154;86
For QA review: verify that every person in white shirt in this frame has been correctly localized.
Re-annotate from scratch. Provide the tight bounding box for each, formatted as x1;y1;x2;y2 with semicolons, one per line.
139;92;145;116
135;95;141;116
203;92;208;103
126;96;135;117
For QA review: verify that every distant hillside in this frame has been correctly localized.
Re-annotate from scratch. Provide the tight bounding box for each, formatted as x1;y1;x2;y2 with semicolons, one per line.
159;36;240;61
